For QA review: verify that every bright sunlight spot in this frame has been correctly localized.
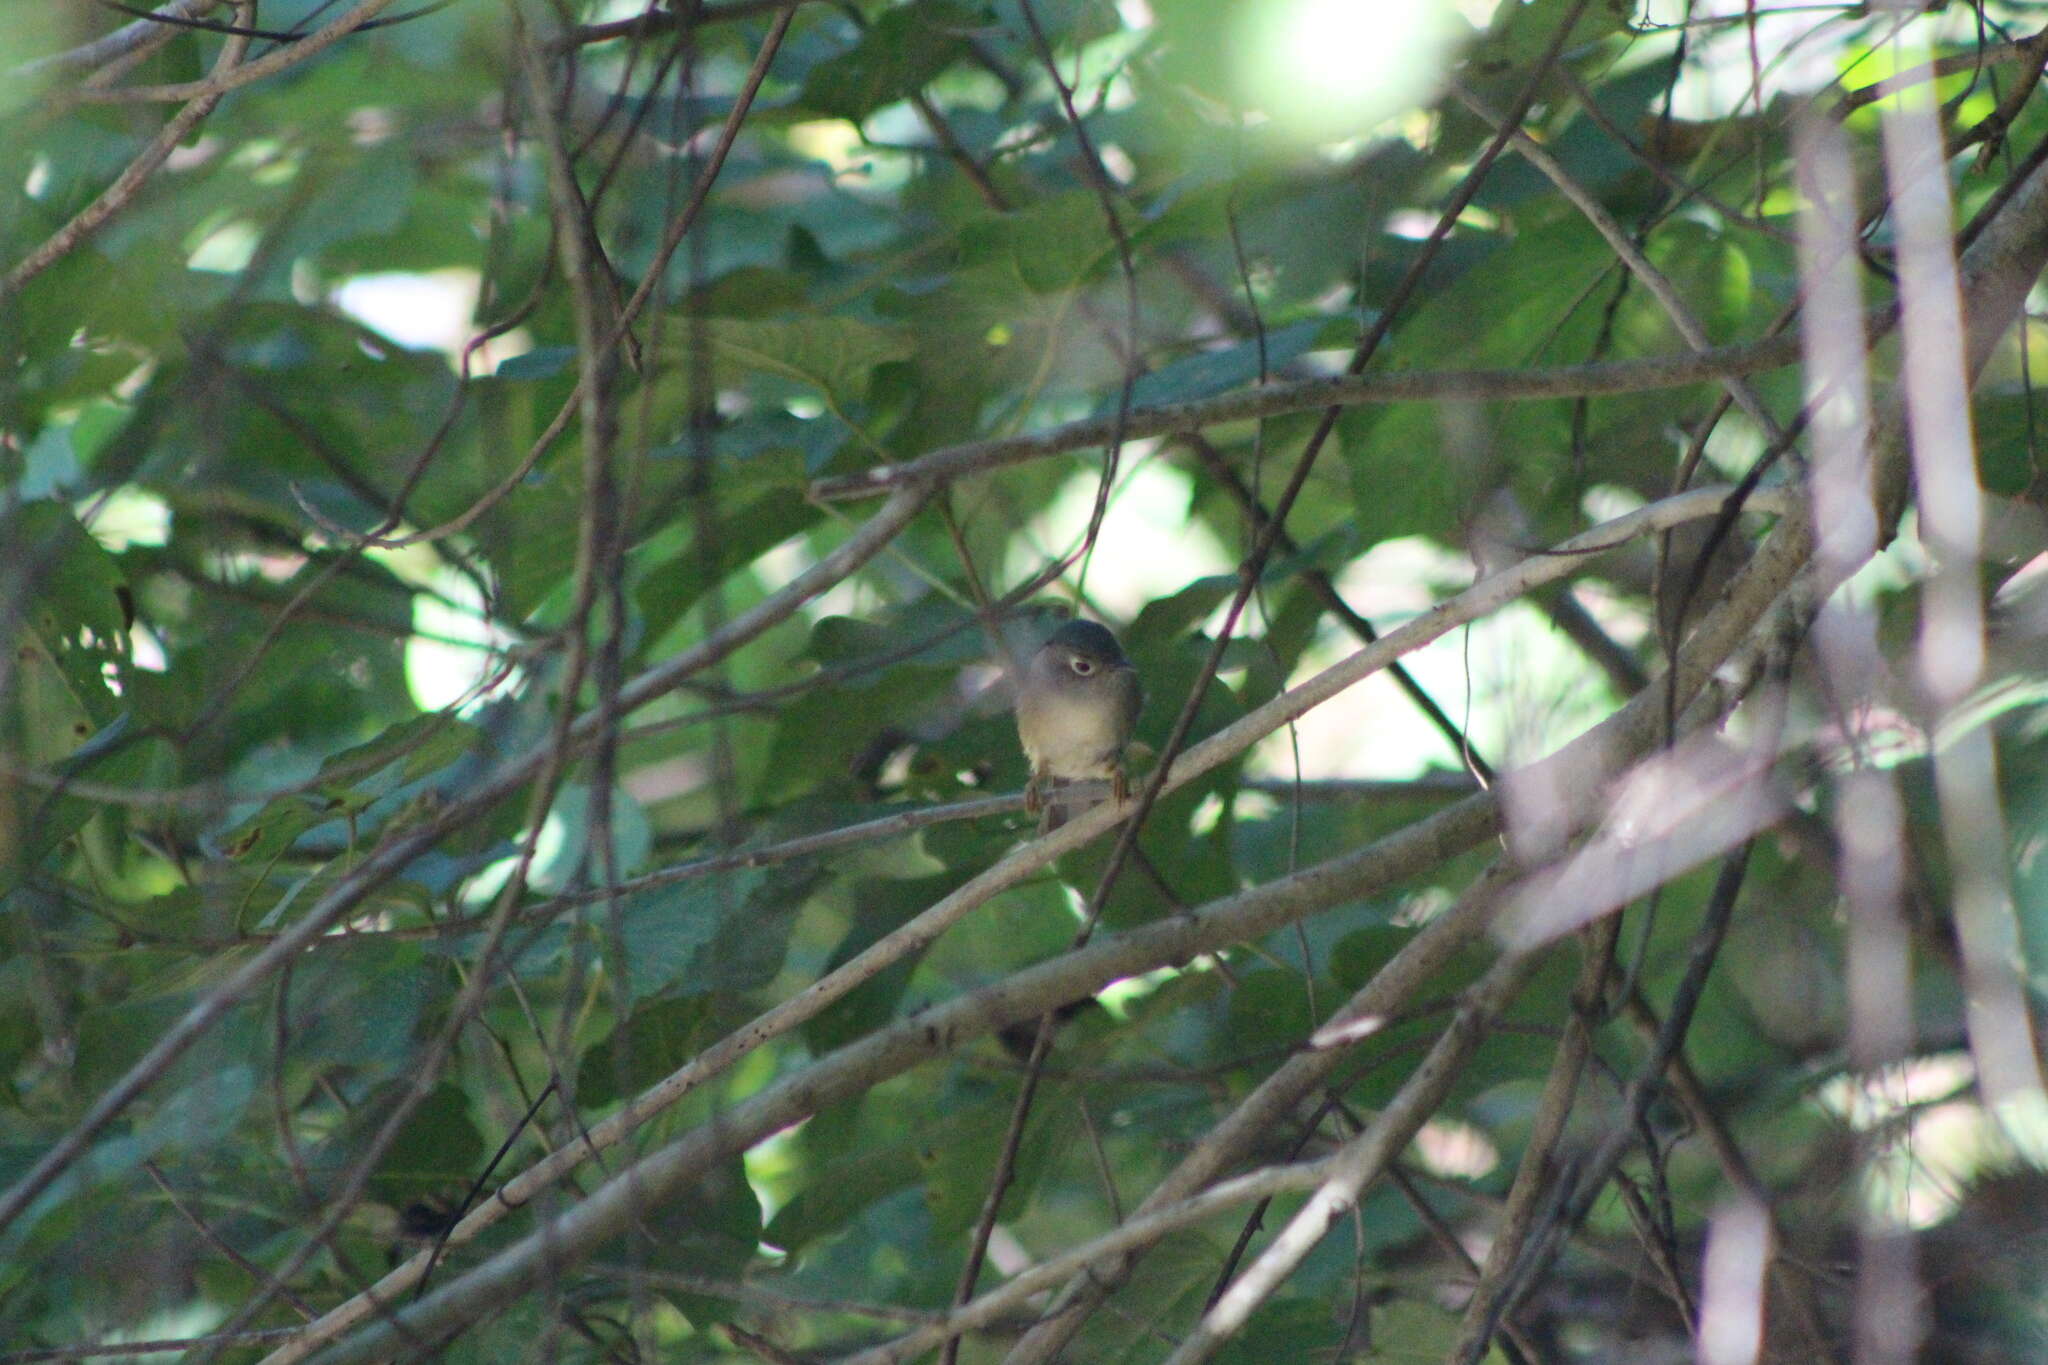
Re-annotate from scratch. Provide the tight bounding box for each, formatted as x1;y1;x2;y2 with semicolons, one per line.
400;564;518;716
788;119;870;177
1234;0;1464;143
330;268;535;373
1008;456;1234;620
331;269;476;352
188;219;262;273
1413;1117;1499;1180
81;485;171;550
1248;536;1616;781
1817;1053;2016;1229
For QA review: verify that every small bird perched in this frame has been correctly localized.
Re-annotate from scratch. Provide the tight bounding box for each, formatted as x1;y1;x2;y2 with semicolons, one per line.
1014;619;1143;833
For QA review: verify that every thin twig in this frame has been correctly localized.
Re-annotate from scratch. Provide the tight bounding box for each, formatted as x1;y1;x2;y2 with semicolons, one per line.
2;12;253;296
0;1330;303;1364
140;1160;320;1320
1183;434;1494;781
810;329;1821;501
10;0;222;80
67;0;398;104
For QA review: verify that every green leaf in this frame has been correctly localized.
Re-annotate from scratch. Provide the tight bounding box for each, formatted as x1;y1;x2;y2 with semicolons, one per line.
1468;0;1631;78
656;317;913;421
765;1140;923;1255
365;1084;486;1204
576;996;712;1108
1116;318;1327;413
960;190;1122;295
799;0;979;121
600;1176;766;1327
283;941;438;1068
802;874;955;1057
603;863;815;1003
494;345;576;380
8;502;129;647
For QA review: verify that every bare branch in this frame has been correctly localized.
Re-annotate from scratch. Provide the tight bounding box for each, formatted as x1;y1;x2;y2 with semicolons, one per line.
552;0;816;49
9;1;223;81
1447;920;1621;1360
0;1330;303;1364
841;951;1547;1365
810;334;1818;501
2;13;251;297
64;0;399;104
1451;79;1789;446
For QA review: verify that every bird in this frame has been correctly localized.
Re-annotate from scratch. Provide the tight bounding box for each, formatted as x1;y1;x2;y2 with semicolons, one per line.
1014;619;1143;833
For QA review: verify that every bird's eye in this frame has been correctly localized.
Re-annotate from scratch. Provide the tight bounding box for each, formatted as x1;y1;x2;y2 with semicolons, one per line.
1070;657;1095;676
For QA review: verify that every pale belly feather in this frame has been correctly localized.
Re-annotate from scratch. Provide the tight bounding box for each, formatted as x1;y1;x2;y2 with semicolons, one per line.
1017;686;1125;779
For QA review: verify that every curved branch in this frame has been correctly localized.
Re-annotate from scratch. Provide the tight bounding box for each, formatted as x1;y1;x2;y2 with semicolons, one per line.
316;3;794;551
1001;111;2048;1365
1451;78;1788;445
997;508;1816;1361
301;543;1795;1365
293;798;1514;1364
845;907;1546;1365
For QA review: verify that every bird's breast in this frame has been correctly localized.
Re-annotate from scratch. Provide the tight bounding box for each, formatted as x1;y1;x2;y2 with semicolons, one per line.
1016;684;1127;778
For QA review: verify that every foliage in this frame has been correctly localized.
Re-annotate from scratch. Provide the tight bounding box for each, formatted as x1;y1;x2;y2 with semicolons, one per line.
6;0;2048;1361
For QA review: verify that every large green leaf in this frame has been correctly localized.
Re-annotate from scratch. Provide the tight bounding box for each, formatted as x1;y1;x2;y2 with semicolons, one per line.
661;316;915;417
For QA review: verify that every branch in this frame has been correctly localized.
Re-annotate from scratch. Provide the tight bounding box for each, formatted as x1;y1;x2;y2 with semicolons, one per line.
850;1159;1348;1364
998;481;1820;1359
589;1265;966;1327
1;14;252;297
9;1;222;81
1455;844;1757;1359
0;484;930;1243
271;483;1794;1364
847;908;1548;1365
551;0;815;48
1185;434;1492;779
294;800;1512;1364
809;333;1818;501
555;793;1030;906
1833;31;2048;117
1162;951;1550;1365
1445;920;1620;1360
0;1330;303;1364
1452;79;1788;446
65;0;399;104
319;4;794;552
1433;119;2048;1362
1238;773;1479;801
